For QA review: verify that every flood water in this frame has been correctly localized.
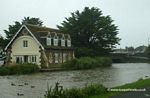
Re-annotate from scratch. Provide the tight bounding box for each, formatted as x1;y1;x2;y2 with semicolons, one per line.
0;63;150;98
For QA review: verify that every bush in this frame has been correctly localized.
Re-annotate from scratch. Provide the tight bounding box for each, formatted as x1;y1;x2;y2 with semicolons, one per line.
0;63;39;75
82;84;107;96
62;57;112;70
44;82;107;98
0;66;10;75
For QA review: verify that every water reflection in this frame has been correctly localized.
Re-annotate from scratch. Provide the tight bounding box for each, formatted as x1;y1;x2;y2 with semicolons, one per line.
0;63;150;98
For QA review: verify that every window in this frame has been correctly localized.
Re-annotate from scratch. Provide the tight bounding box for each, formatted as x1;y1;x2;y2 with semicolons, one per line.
49;53;53;63
51;38;54;46
65;40;67;47
63;53;66;62
16;56;23;64
54;53;59;63
67;40;71;47
46;37;51;46
28;55;36;63
54;38;58;46
58;39;61;46
24;55;28;63
61;39;65;47
32;56;36;63
59;52;62;63
23;40;28;47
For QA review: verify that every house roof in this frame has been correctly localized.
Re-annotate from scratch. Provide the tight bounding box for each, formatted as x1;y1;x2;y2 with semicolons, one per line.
5;24;72;50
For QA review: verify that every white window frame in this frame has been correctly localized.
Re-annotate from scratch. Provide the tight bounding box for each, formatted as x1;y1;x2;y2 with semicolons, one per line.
54;37;58;46
28;55;36;63
61;39;65;47
67;40;71;47
46;37;51;46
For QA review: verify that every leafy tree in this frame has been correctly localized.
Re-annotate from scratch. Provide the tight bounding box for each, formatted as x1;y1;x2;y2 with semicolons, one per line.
145;45;150;58
0;35;6;49
4;21;22;41
22;17;43;26
4;17;43;42
57;7;120;57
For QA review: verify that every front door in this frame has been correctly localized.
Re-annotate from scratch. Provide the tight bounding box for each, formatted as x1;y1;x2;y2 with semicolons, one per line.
24;55;28;63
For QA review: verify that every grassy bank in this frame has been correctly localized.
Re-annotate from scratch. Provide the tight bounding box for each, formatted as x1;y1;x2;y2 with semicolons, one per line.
62;57;112;70
90;78;150;98
0;63;39;75
44;78;150;98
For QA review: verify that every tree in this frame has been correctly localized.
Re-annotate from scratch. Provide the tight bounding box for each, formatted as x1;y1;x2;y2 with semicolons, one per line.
57;7;120;57
22;17;43;26
0;35;5;48
145;45;150;58
4;17;43;42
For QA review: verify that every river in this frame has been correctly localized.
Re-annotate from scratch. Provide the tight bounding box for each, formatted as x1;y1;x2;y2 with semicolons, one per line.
0;63;150;98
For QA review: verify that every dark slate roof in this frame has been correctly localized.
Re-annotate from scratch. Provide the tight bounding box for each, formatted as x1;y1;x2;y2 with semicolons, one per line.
25;24;72;50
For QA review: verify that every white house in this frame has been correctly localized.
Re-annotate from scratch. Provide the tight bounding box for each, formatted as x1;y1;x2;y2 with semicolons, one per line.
4;24;74;68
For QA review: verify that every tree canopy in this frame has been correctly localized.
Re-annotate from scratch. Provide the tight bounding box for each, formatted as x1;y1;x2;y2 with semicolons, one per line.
4;17;43;41
57;7;120;57
0;35;5;49
145;45;150;58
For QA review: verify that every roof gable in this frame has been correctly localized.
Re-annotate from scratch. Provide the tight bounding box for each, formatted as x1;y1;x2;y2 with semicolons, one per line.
5;25;44;50
5;24;71;50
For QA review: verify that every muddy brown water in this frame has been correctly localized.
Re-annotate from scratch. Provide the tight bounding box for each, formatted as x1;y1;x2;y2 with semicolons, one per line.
0;63;150;98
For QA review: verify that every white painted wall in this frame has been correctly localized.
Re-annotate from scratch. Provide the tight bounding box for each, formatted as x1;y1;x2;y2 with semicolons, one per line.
11;35;41;65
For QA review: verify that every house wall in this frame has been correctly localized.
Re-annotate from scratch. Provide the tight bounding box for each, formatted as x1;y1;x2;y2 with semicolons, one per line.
11;35;41;65
44;49;74;67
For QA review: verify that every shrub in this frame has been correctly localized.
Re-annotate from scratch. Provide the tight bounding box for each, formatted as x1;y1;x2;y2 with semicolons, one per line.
0;66;10;75
44;83;107;98
62;57;112;70
0;63;39;75
82;84;107;96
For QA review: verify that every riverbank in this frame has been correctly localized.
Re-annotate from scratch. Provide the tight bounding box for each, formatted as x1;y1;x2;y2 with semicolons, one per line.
90;78;150;98
0;57;112;75
0;63;39;75
124;56;150;63
62;57;112;70
44;78;150;98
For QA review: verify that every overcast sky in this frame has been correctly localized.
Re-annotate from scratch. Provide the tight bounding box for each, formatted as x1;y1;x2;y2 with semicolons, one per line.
0;0;150;48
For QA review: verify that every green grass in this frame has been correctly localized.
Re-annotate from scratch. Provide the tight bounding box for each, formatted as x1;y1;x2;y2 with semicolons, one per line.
89;78;150;98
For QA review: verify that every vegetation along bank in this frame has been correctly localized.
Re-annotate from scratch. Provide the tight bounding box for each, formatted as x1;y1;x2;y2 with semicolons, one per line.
62;56;112;70
0;63;39;75
44;78;150;98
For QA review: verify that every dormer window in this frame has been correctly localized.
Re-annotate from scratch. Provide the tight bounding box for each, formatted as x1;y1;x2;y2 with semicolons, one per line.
67;39;71;47
67;35;71;47
54;34;58;46
46;36;51;46
61;35;65;47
